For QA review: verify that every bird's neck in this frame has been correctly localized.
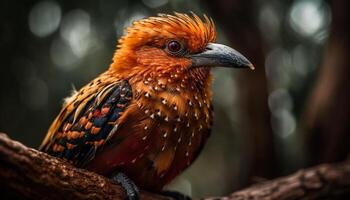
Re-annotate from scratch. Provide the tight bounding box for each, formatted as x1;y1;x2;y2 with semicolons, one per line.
129;67;212;95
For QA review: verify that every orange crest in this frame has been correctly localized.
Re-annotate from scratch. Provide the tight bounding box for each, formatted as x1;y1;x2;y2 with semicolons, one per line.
119;12;216;52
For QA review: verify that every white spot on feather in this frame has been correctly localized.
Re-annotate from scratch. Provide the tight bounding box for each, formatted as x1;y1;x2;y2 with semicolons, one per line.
161;99;167;105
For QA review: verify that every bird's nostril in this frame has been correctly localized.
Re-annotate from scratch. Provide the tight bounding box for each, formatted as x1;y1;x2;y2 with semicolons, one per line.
205;47;212;51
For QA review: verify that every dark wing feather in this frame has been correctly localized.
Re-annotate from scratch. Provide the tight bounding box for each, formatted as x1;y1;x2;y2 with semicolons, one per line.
40;80;132;167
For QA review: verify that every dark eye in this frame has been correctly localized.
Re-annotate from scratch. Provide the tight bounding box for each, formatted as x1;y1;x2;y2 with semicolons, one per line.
165;40;187;56
167;41;181;52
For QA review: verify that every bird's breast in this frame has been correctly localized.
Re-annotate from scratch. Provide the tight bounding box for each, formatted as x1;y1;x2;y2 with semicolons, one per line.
120;76;213;190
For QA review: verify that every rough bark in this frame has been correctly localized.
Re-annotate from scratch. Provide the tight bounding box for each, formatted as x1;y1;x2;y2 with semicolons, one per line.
1;133;350;200
207;162;350;200
302;0;350;164
202;0;275;185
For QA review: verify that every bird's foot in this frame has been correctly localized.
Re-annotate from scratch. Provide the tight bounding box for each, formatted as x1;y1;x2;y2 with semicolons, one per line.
161;190;192;200
111;172;139;200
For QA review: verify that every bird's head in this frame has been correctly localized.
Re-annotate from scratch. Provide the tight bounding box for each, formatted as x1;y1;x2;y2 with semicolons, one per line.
110;13;254;84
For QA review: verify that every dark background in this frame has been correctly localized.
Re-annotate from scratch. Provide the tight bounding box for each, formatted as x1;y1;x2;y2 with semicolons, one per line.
1;0;349;198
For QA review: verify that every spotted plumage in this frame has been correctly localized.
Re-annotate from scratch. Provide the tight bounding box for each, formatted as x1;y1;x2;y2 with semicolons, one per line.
40;12;253;194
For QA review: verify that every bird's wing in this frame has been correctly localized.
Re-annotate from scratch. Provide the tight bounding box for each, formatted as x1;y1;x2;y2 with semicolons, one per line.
39;79;132;167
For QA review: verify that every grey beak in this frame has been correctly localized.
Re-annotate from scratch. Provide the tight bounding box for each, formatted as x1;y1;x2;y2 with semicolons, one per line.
189;43;255;70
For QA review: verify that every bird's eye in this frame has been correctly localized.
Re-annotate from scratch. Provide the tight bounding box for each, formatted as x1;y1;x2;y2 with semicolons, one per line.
165;40;186;56
167;41;181;52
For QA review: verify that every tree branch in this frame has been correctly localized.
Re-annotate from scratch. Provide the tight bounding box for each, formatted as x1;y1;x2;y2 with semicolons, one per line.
0;132;349;200
207;161;350;200
0;133;168;200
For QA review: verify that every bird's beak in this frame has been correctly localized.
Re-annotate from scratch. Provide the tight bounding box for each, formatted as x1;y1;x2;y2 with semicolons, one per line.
189;43;255;70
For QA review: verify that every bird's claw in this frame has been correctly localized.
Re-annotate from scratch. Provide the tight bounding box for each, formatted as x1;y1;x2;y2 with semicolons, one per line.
111;172;139;200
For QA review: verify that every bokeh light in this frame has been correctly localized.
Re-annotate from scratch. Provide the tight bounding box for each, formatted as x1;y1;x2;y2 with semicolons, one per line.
268;89;296;138
28;1;61;37
289;0;330;38
265;48;292;87
60;9;93;58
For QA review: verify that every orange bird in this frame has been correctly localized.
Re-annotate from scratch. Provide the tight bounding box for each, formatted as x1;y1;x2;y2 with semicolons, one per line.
40;13;254;199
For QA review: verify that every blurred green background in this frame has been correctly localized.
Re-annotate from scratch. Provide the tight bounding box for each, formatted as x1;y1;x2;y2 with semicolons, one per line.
1;0;350;198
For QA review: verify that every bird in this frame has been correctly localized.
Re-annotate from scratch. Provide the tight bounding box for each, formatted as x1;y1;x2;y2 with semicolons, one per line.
40;12;254;200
